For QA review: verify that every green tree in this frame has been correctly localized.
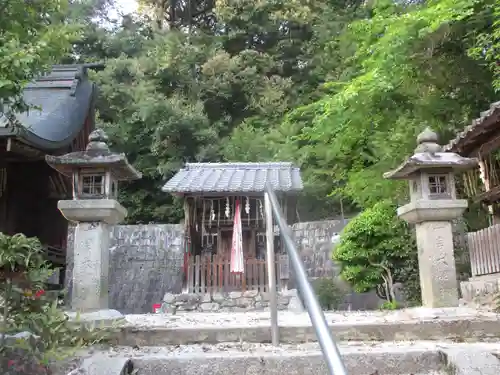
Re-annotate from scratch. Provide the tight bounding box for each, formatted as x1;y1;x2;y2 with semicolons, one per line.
0;0;78;114
333;200;419;303
277;0;497;211
72;0;498;225
87;0;353;223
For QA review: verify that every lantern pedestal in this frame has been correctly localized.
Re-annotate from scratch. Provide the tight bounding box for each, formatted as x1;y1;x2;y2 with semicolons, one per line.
400;199;468;308
413;221;460;308
59;199;127;312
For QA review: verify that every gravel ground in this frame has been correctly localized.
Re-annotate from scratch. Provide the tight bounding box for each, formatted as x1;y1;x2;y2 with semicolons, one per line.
123;307;500;328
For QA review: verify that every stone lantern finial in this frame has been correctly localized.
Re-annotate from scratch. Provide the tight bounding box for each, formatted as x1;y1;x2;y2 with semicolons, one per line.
415;127;442;154
86;129;110;152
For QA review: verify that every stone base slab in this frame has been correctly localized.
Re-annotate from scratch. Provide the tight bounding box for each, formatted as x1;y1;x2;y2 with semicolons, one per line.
114;317;500;346
460;275;500;302
132;348;443;375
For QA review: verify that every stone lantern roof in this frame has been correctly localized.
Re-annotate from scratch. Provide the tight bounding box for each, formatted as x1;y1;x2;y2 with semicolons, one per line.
383;128;478;180
45;129;142;180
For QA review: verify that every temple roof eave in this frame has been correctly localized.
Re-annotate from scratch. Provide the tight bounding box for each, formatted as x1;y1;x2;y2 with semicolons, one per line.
0;65;97;151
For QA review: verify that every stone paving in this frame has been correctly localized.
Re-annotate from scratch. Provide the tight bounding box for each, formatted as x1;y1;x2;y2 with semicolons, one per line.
114;307;500;347
63;307;500;375
123;306;498;328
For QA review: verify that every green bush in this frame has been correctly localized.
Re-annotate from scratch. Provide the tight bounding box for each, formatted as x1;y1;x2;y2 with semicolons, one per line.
379;300;400;310
0;233;111;375
313;277;345;310
333;200;421;305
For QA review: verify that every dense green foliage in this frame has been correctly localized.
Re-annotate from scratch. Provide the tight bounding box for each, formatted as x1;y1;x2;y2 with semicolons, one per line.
0;233;108;374
1;0;499;301
73;0;499;298
278;0;498;211
62;0;498;224
0;0;78;115
333;201;420;303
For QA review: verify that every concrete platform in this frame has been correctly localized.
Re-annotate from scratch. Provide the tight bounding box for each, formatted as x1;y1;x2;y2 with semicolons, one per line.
73;341;500;375
114;307;500;346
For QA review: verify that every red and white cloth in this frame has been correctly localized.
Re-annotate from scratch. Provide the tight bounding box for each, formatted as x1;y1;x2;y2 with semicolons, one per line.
230;199;244;274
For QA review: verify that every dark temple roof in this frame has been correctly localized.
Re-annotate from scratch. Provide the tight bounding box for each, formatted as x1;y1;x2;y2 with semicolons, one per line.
162;162;303;194
444;101;500;155
0;64;97;151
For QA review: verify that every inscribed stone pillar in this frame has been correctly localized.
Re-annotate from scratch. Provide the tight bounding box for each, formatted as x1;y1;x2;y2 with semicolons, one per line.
415;221;459;307
72;222;110;311
384;128;477;308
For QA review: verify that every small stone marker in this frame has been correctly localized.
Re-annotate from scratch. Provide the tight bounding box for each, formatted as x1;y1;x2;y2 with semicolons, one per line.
80;354;133;375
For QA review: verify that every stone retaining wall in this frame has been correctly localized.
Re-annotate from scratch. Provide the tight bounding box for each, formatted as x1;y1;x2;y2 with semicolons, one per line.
161;289;303;313
67;224;184;314
66;219;394;313
66;220;350;313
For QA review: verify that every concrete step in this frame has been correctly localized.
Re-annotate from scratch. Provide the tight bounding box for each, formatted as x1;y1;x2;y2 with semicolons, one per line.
114;308;500;346
79;341;500;375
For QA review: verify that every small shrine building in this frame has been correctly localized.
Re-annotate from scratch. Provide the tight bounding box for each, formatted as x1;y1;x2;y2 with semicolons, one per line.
445;100;500;219
163;162;303;294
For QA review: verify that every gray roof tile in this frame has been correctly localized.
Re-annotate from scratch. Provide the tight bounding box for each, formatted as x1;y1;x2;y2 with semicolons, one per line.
162;162;303;194
444;100;500;153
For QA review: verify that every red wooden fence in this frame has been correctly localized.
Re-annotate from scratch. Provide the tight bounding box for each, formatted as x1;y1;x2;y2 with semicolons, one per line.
186;255;289;294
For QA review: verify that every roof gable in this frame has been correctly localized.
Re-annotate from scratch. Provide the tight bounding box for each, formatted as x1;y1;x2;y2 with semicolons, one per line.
0;65;96;150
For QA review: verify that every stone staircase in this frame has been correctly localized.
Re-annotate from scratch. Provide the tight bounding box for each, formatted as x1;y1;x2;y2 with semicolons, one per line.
71;307;500;375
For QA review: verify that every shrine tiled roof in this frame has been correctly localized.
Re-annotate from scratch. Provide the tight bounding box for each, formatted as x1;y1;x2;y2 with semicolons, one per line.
0;64;97;151
162;162;303;194
444;100;500;155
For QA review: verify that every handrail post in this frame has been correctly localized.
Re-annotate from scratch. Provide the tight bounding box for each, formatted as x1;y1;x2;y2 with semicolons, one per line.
265;184;348;375
265;192;279;346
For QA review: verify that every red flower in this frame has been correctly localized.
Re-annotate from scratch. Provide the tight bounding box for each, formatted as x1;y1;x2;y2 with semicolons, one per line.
35;290;45;298
7;359;15;367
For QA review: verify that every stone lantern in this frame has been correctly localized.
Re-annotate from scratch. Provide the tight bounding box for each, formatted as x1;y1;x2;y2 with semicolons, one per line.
46;129;141;314
384;128;477;308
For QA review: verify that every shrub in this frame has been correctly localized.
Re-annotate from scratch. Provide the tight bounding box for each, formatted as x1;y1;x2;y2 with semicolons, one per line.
333;200;421;305
313;277;345;310
0;233;110;375
379;300;400;310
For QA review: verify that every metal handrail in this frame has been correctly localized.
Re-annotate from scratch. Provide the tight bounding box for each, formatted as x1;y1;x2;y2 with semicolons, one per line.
265;185;348;375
